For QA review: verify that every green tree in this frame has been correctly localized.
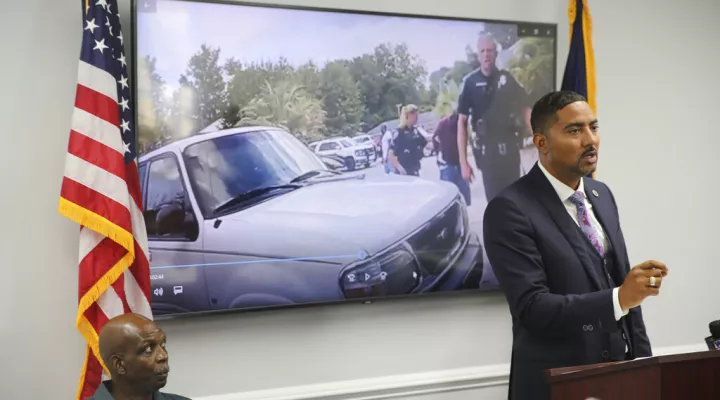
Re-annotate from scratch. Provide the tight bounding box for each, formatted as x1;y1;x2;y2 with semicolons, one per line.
318;61;365;135
481;23;519;50
165;85;199;141
347;54;383;129
178;44;228;133
505;37;555;100
296;61;321;97
235;80;326;142
225;58;294;109
430;46;480;91
136;55;167;153
348;43;429;130
374;43;428;112
433;79;461;118
224;58;296;127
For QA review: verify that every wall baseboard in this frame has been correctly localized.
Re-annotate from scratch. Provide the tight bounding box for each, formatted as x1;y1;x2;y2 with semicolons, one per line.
195;344;707;400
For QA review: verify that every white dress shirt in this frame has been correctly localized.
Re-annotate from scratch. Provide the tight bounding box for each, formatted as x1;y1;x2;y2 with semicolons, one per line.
537;162;628;322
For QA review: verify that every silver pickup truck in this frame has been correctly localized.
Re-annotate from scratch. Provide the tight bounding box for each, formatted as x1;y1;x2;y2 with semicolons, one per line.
138;126;483;316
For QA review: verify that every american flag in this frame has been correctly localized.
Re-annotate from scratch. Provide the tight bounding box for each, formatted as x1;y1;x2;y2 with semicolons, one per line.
58;1;152;399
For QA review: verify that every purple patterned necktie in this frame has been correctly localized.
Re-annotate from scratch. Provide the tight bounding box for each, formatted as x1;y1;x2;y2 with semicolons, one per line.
569;191;605;257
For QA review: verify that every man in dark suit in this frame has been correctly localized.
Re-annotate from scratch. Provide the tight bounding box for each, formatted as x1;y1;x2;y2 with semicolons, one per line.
483;91;669;400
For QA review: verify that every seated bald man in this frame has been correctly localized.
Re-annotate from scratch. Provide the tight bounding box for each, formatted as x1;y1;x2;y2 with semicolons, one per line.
87;313;190;400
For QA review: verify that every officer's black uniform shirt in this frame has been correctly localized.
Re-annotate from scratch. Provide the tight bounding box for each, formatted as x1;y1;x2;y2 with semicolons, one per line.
457;67;530;144
389;126;426;172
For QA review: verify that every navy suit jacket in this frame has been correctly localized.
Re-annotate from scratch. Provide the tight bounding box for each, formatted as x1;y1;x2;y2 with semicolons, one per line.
483;163;652;400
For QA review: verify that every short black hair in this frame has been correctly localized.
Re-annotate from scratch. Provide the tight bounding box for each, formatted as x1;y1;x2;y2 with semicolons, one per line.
531;90;587;134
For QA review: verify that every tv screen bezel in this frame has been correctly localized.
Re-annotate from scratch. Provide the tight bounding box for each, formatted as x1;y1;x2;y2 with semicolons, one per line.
130;0;558;320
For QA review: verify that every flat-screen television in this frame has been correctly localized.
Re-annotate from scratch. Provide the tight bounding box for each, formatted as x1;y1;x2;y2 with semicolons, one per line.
132;0;556;317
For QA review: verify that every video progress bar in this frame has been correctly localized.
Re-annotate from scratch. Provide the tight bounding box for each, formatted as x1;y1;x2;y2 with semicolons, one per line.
149;247;467;270
149;253;365;270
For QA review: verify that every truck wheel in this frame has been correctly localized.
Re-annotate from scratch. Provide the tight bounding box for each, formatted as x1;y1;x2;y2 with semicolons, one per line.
345;157;356;171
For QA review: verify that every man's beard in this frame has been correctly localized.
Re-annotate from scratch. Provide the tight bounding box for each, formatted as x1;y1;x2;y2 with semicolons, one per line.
574;159;597;176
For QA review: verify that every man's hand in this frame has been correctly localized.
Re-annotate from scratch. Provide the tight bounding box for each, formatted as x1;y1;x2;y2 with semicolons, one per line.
461;161;474;183
618;260;669;311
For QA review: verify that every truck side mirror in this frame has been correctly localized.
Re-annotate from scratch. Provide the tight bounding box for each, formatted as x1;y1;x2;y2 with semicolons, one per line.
156;199;198;241
155;202;185;236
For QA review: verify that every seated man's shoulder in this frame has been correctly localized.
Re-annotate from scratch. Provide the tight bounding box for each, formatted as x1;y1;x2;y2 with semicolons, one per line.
161;393;192;400
84;391;191;400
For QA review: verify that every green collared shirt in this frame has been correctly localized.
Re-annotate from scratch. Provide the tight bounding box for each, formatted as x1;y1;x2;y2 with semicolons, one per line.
87;381;191;400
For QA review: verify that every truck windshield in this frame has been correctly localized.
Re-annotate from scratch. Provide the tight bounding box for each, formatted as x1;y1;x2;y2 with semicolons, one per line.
183;129;327;217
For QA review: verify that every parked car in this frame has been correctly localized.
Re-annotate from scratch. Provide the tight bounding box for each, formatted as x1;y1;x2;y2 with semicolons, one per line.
338;135;377;165
311;137;369;170
352;134;381;159
139;126;484;316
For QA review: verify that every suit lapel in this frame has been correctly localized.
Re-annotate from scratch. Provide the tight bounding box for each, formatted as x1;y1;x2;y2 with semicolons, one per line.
583;179;627;280
526;165;604;289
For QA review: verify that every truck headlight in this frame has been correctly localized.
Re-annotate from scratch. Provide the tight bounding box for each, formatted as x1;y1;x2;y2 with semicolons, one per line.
340;243;420;299
354;150;365;156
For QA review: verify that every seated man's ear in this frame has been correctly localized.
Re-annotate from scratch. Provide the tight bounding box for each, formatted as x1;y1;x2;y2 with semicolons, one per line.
111;355;126;375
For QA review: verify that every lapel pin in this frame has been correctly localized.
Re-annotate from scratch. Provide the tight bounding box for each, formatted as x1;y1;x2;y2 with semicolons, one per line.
592;190;599;197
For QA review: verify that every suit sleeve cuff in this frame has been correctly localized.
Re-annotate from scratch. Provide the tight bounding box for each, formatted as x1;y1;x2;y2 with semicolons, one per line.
613;287;629;321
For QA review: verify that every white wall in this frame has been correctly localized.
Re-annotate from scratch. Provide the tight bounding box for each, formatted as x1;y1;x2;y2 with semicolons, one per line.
1;0;719;399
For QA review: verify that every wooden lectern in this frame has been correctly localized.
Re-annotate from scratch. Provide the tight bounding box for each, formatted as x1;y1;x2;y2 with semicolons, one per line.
546;350;720;399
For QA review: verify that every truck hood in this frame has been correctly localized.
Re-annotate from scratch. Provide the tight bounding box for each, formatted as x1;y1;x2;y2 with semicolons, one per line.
203;174;459;261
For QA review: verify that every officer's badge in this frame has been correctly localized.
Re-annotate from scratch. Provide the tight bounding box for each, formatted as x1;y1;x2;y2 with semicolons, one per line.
498;74;507;89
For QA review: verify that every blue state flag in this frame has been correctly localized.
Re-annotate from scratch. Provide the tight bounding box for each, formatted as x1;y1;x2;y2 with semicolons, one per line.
561;0;596;178
561;0;596;113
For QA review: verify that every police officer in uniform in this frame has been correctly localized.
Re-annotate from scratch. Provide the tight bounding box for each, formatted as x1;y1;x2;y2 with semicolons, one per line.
389;104;427;176
457;33;533;202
